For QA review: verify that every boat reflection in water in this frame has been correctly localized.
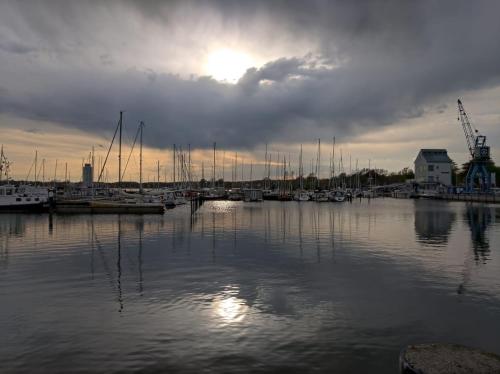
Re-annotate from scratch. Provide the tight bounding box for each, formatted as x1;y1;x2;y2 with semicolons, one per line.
1;199;500;373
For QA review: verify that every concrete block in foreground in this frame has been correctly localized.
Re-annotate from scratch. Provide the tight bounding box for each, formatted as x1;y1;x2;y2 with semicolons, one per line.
400;343;500;374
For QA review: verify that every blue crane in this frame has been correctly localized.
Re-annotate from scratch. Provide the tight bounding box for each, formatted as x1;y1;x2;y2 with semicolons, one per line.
457;99;492;192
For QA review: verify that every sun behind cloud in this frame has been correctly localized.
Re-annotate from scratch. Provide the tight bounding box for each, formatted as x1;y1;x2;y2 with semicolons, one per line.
204;48;255;83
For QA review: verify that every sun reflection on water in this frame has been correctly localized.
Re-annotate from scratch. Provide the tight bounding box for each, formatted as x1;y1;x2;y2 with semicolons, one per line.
213;294;248;324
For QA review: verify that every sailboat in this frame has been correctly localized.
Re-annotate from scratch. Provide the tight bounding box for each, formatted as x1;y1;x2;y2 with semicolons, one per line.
64;113;165;214
0;148;50;212
294;145;310;201
328;190;346;202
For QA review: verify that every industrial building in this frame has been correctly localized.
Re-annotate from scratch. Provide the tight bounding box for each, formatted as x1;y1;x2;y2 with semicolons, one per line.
414;149;453;186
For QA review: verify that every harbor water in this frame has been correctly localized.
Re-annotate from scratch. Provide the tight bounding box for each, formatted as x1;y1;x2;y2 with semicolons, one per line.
1;199;500;373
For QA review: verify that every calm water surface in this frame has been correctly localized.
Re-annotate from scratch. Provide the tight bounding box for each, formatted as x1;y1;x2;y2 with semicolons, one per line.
1;199;500;373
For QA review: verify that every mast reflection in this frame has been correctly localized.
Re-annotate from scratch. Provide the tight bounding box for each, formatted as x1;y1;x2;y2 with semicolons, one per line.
136;217;144;296
117;216;123;313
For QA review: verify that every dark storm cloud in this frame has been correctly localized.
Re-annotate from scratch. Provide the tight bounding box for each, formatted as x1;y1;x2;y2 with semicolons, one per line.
1;0;500;149
0;40;37;55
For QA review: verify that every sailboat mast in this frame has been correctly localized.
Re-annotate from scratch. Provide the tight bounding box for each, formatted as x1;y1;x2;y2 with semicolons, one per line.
349;154;352;189
288;154;291;192
241;157;244;186
118;111;123;188
53;159;57;183
157;160;160;188
34;150;38;185
188;144;191;190
332;137;335;188
222;150;225;187
267;149;271;184
356;158;359;189
250;162;253;189
173;144;176;187
264;143;268;189
212;142;216;188
329;154;332;190
139;121;144;193
368;159;371;190
299;144;303;190
317;139;321;189
282;155;286;194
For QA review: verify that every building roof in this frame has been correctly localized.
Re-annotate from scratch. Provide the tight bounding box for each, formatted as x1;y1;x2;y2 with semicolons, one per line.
417;149;452;163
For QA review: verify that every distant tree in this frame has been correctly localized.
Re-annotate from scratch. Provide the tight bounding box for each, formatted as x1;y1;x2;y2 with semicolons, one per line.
305;173;317;189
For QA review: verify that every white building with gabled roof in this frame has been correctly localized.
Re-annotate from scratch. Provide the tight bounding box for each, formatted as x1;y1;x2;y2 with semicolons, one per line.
414;149;453;186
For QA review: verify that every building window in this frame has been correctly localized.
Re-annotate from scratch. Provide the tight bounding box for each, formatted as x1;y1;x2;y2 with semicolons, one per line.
428;165;434;172
428;176;434;182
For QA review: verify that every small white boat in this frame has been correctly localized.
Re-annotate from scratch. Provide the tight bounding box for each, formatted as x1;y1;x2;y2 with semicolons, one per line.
228;189;243;201
201;187;225;200
314;191;329;202
0;184;49;212
262;189;280;200
173;190;187;205
158;189;187;206
294;191;310;201
329;190;346;202
243;189;263;202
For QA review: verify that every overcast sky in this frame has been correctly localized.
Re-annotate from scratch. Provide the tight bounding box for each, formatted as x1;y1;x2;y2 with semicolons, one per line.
1;0;500;181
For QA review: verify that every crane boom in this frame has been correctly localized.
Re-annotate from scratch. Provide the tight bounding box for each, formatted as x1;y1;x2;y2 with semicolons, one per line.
458;99;489;160
457;99;476;158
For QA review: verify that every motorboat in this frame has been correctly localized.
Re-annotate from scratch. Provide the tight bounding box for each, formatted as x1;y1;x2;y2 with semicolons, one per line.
201;187;226;201
173;190;187;205
243;189;263;202
294;191;310;201
228;189;243;201
0;184;49;212
329;190;346;202
313;190;329;202
263;189;280;200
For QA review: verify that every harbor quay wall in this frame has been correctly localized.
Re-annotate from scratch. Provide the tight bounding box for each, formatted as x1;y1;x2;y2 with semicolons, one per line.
429;193;500;204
